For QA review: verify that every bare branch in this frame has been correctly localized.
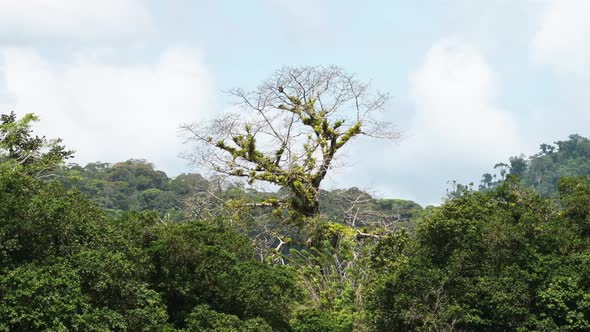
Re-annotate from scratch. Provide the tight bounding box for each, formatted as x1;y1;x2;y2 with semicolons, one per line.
180;65;402;218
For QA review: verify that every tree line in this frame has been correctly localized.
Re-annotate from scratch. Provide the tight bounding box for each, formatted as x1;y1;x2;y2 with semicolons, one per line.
2;65;590;331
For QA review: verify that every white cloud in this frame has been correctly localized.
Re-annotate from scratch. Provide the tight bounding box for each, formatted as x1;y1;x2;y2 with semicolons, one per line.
332;39;522;206
268;0;324;35
407;39;520;161
0;47;211;174
269;0;321;22
531;0;590;75
0;0;152;43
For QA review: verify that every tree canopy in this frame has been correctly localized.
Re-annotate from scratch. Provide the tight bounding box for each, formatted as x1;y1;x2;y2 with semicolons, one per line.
3;108;590;330
0;111;73;177
478;134;590;196
182;66;400;218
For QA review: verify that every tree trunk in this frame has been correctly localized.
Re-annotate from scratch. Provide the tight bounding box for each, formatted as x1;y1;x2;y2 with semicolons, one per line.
300;199;320;217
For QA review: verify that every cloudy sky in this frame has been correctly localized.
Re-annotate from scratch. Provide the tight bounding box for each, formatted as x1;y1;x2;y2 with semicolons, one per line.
0;0;588;205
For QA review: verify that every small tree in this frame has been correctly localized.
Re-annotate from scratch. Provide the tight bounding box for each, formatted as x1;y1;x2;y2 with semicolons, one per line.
0;111;73;177
181;66;399;218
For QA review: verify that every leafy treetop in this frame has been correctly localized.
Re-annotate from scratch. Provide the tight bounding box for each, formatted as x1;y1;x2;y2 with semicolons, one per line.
182;66;400;218
0;111;73;177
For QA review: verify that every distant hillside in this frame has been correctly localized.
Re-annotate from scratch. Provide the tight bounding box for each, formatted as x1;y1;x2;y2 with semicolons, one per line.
56;159;423;225
57;159;207;220
479;134;590;196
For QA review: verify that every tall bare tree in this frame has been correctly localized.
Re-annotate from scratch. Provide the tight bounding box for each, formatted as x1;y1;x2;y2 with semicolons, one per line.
181;66;400;218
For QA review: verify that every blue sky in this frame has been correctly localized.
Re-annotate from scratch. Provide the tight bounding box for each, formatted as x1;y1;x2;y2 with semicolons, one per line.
0;0;589;205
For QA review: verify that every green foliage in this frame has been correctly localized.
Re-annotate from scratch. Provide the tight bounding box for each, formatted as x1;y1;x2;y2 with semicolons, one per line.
0;262;102;332
0;168;108;272
148;220;299;330
0;111;73;177
7;113;590;332
367;178;590;331
0;164;172;331
559;176;590;234
70;248;170;331
369;228;411;271
56;159;190;219
480;134;590;196
0;145;299;330
287;218;377;331
0;258;171;332
184;305;272;332
522;135;590;196
290;306;353;332
54;159;423;233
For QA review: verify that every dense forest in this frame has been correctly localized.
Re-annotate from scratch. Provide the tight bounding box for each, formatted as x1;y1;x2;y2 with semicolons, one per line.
53;159;424;226
2;68;590;330
478;134;590;196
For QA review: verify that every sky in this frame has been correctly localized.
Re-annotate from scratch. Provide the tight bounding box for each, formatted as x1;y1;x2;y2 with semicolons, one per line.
0;0;589;206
